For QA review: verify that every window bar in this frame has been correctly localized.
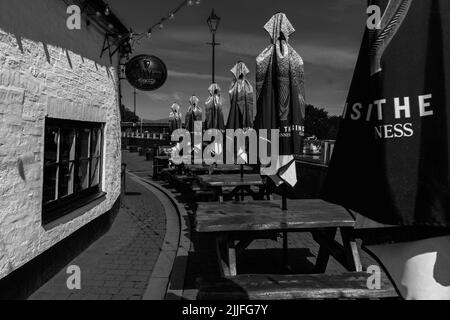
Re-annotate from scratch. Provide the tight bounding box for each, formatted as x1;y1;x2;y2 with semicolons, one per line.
55;128;61;202
88;128;93;187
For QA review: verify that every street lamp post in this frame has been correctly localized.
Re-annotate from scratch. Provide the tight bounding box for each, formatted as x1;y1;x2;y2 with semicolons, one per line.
133;87;137;134
207;10;221;83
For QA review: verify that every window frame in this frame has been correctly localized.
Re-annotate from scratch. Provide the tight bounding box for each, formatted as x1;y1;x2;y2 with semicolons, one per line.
42;117;105;225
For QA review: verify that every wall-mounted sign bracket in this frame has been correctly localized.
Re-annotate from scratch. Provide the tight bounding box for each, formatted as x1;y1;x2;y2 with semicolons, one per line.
100;32;132;64
100;33;114;64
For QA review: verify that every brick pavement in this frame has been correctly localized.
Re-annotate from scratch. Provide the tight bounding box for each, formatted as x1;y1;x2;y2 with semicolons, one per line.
122;149;153;179
29;154;166;300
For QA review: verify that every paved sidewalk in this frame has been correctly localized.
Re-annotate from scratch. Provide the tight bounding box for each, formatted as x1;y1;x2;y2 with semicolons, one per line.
29;173;166;300
122;150;153;179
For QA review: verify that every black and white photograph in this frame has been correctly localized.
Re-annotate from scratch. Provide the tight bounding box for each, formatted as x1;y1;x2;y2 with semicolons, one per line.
0;0;449;308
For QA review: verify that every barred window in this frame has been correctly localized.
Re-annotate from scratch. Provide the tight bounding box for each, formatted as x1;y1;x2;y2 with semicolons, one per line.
42;118;104;224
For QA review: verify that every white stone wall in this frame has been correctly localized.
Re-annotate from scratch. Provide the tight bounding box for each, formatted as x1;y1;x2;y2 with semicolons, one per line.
0;0;122;280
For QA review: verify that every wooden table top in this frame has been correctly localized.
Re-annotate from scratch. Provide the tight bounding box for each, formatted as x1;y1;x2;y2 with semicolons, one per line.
185;164;210;171
212;165;254;174
154;155;170;160
184;164;255;175
195;200;355;233
198;174;264;187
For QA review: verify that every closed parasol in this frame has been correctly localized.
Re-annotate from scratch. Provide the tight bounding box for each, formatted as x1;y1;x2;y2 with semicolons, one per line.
169;103;182;134
226;61;254;169
255;13;306;188
185;95;202;133
205;83;225;131
227;61;254;130
254;13;306;262
205;83;225;159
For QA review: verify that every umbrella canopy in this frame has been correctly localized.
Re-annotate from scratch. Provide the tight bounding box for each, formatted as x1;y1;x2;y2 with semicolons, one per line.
255;13;306;187
323;1;450;300
205;83;225;131
323;0;450;228
226;62;254;165
169;103;182;134
227;62;254;130
185;95;202;133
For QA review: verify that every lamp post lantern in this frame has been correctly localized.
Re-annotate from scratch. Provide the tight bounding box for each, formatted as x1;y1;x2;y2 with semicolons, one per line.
207;10;221;83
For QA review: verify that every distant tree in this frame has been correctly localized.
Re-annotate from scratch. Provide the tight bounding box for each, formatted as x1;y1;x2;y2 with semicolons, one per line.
305;104;329;139
327;115;343;140
121;105;140;123
304;104;342;140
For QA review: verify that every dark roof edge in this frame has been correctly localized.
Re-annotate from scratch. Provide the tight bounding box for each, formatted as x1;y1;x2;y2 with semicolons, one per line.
86;0;129;34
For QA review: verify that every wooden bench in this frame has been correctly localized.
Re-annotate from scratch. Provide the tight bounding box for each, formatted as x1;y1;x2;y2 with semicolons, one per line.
196;272;399;300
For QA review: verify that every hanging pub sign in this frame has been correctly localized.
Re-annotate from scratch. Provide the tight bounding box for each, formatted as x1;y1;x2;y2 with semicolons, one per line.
125;55;168;91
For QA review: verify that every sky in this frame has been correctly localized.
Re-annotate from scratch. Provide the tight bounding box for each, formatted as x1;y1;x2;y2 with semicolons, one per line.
109;0;366;121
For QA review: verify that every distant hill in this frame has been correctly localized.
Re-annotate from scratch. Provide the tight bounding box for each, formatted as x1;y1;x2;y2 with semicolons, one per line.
142;118;170;124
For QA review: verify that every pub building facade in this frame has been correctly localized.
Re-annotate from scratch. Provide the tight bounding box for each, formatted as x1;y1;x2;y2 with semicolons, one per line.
0;0;128;297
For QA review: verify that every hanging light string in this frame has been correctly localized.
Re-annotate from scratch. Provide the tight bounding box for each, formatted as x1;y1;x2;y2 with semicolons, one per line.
75;0;201;58
131;0;201;46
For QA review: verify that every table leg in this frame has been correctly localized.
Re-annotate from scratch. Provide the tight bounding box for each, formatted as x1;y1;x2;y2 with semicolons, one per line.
215;237;230;277
267;186;273;200
234;187;240;201
282;231;289;272
313;228;337;273
227;239;237;276
341;227;363;272
214;187;223;203
215;236;238;277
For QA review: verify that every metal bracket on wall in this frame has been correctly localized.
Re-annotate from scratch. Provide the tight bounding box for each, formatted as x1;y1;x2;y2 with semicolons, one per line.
76;0;131;63
100;33;114;64
100;33;132;64
100;33;122;64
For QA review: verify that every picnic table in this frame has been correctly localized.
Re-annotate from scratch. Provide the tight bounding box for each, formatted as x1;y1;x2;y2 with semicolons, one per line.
184;164;255;176
197;173;270;202
211;164;255;175
153;155;170;180
184;164;211;176
195;199;362;277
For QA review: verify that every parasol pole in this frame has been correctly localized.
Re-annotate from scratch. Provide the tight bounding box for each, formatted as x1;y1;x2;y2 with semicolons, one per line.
282;183;288;271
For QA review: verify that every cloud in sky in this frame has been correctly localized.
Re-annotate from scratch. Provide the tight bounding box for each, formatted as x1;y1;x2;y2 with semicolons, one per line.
165;28;359;70
144;91;183;102
168;70;229;82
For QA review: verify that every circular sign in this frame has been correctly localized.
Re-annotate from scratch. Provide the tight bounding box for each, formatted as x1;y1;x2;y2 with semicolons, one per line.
125;55;168;91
